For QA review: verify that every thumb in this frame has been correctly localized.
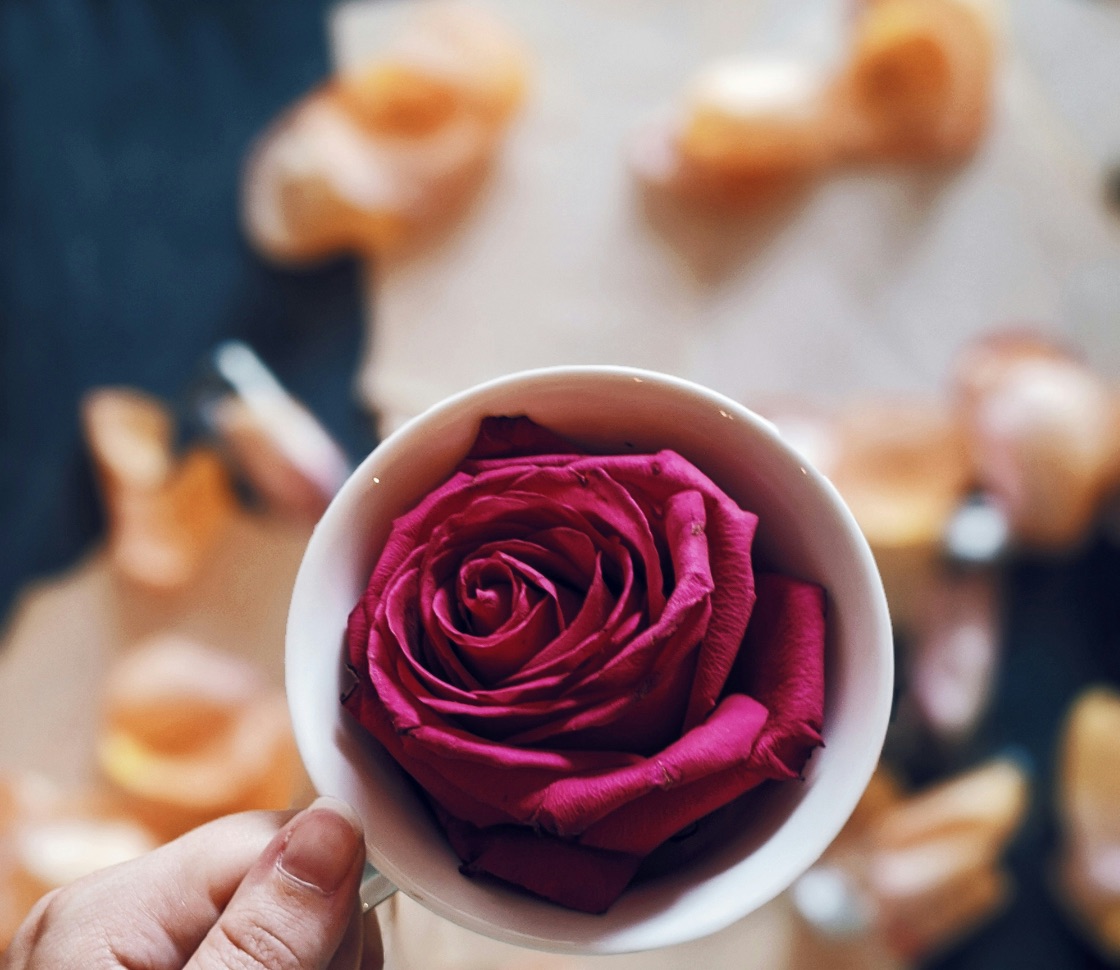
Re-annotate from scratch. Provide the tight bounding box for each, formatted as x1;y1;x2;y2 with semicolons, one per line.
186;797;366;970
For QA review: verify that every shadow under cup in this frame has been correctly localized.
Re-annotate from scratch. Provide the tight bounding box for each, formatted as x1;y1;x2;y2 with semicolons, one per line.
286;366;893;955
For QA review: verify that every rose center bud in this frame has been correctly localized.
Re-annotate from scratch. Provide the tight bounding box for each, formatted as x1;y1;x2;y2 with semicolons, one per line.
444;550;568;686
458;558;517;636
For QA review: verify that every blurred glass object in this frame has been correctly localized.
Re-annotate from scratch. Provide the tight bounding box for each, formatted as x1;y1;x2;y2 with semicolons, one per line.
906;494;1008;748
908;565;1000;746
195;341;352;523
242;1;528;262
1054;687;1120;963
82;389;237;591
943;492;1010;567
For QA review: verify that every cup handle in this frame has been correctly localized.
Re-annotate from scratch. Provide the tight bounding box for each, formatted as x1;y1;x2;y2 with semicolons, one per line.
360;862;398;913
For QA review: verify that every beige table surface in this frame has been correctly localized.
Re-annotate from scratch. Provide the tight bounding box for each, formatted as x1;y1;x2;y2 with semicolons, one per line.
0;513;312;788
335;0;1120;434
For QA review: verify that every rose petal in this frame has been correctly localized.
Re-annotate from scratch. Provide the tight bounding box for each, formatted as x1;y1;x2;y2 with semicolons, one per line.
386;561;482;691
499;465;668;621
457;557;518;634
466;415;582;461
435;586;559;686
577;693;776;854
412;556;617;712
730;572;827;773
437;808;642;914
600;451;758;728
348;672;776;842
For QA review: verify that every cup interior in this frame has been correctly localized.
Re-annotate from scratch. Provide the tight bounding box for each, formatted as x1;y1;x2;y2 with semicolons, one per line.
286;366;893;954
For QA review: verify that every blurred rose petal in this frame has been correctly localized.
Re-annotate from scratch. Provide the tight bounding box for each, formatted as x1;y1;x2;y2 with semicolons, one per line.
83;389;236;591
242;2;528;263
953;331;1120;551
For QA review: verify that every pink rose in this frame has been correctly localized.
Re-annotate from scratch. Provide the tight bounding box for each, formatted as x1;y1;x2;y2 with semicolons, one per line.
345;416;825;913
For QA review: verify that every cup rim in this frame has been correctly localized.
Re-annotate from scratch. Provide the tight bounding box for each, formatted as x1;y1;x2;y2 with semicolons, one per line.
286;364;893;953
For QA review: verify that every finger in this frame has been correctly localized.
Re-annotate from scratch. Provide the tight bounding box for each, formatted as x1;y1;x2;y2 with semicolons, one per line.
186;796;365;970
134;809;294;957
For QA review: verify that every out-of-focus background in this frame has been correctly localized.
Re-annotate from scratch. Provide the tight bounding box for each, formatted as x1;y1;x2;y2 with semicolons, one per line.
2;0;1120;967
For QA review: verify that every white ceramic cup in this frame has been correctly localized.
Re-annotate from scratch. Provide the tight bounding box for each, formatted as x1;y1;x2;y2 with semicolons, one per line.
286;365;893;954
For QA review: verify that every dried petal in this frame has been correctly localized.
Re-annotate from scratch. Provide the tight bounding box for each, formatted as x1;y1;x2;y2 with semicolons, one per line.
632;59;833;205
98;638;303;839
242;3;527;263
1054;689;1120;960
953;331;1120;550
833;0;994;162
83;389;236;590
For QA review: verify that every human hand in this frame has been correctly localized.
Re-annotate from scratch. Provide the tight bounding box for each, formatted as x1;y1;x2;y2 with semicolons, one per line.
1;797;382;970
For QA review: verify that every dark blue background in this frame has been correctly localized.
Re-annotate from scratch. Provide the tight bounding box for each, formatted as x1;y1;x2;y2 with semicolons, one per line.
0;0;374;621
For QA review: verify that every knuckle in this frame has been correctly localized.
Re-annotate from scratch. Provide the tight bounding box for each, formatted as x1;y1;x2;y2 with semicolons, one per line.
206;913;305;970
28;887;66;928
3;888;79;968
24;887;69;941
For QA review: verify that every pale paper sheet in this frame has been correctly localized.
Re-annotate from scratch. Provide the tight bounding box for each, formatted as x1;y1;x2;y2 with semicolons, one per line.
330;0;1120;434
